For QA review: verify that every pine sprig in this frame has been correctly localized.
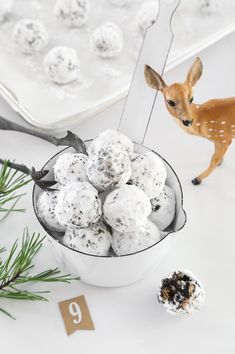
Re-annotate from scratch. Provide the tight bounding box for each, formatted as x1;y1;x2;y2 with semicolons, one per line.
0;229;78;319
0;160;31;220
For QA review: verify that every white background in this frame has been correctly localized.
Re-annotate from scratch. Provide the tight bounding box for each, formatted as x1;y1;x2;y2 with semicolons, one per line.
0;31;235;354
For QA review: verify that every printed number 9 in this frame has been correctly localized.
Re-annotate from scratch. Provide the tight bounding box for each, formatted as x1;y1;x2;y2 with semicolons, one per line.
69;302;82;324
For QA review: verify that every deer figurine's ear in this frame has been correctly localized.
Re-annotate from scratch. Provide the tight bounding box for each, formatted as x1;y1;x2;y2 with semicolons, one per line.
185;57;203;87
144;65;166;91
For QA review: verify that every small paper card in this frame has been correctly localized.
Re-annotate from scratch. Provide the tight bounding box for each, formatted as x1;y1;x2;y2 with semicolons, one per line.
59;295;95;335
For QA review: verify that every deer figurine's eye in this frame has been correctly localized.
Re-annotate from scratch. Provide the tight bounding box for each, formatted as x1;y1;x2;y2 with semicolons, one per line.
167;100;176;107
189;97;193;104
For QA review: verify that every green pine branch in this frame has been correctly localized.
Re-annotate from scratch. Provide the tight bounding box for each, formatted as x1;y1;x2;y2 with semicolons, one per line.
0;229;79;319
0;160;31;221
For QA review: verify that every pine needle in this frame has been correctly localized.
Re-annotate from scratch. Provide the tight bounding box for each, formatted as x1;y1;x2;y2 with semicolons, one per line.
0;160;31;221
0;229;79;319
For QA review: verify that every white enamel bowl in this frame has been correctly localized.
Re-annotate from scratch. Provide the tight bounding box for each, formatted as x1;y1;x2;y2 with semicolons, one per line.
32;142;186;287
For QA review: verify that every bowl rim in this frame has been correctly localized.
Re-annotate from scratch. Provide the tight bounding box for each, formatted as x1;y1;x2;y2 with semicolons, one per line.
32;140;187;259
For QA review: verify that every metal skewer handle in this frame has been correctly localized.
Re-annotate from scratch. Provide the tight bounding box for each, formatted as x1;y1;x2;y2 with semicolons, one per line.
118;0;180;144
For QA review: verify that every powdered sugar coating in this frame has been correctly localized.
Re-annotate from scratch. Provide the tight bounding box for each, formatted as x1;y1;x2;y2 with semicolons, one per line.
150;185;176;230
54;0;90;28
37;190;65;232
112;220;160;256
158;270;205;315
129;151;167;199
88;129;133;156
92;22;123;58
87;144;132;191
103;185;151;232
63;221;111;256
12;19;49;54
0;0;12;22
55;181;102;229
43;46;80;84
54;152;88;185
136;1;159;34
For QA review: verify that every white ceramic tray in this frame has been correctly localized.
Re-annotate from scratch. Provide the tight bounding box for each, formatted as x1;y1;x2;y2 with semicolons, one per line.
0;0;235;129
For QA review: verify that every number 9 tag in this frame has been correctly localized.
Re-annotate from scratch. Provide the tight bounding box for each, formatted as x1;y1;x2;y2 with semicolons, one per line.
59;295;95;335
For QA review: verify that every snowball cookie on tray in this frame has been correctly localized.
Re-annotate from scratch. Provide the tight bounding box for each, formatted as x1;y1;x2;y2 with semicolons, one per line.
92;22;123;58
87;129;133;156
55;181;102;229
37;190;65;232
157;270;205;315
103;185;151;232
43;46;80;84
54;152;88;185
112;220;161;256
129;151;167;199
136;1;159;34
12;19;49;54
0;0;12;22
63;221;111;256
150;185;176;231
87;143;132;191
54;0;90;28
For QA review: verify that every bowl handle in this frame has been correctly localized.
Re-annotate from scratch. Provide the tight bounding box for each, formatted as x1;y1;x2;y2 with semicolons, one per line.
175;206;187;232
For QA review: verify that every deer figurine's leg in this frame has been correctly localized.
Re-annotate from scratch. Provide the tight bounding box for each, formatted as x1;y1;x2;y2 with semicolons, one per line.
192;141;231;185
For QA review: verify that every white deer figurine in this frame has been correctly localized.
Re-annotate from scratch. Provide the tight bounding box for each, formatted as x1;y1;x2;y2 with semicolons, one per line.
144;57;235;185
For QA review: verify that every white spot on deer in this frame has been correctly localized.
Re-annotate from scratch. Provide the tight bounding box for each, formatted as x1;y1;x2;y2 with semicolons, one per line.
231;124;235;127
219;130;224;133
220;121;226;124
219;134;223;137
208;135;212;138
195;122;200;126
208;128;213;131
222;140;227;143
210;120;216;123
196;105;200;109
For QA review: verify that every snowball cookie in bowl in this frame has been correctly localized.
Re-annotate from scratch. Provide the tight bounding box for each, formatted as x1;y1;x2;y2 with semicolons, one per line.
0;0;12;22
12;19;49;54
92;22;123;58
112;220;161;256
55;181;102;229
136;1;159;35
87;129;133;156
86;143;132;191
37;190;65;232
103;185;151;232
129;152;167;199
150;185;176;231
54;0;90;28
54;153;88;185
43;46;80;84
63;221;111;256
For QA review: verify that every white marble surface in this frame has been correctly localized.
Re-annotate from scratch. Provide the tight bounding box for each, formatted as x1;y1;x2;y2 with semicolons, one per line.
0;32;235;354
